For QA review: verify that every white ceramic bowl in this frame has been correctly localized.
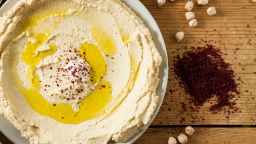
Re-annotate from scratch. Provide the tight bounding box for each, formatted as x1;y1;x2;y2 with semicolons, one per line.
0;0;168;143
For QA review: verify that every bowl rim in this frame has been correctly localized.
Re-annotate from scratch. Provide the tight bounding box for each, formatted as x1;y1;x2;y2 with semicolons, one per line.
123;0;168;143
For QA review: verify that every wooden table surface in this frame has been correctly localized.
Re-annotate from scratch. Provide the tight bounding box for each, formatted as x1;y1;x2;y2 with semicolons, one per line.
135;0;256;143
1;0;256;144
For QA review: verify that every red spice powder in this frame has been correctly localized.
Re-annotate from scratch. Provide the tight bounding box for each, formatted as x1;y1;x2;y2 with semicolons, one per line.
174;44;239;111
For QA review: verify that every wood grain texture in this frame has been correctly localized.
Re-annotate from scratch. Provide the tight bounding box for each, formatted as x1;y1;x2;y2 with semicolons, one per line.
140;0;256;125
135;127;256;144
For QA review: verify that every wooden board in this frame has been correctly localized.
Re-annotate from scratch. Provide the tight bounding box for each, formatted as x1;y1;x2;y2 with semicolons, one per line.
135;0;256;143
140;0;256;125
135;127;256;144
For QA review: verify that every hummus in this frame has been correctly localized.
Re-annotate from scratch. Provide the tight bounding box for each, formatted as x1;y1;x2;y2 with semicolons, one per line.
0;0;162;143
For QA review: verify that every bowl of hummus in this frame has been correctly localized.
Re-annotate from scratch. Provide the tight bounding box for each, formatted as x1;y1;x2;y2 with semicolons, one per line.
0;0;168;143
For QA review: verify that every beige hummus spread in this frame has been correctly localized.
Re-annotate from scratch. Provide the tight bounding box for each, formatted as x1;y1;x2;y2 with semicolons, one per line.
0;0;162;143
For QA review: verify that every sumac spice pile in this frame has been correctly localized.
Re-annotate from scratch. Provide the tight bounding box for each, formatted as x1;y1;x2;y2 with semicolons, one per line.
174;44;239;111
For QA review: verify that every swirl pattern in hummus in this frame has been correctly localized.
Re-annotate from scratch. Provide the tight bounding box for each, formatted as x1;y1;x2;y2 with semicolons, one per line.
0;0;162;143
